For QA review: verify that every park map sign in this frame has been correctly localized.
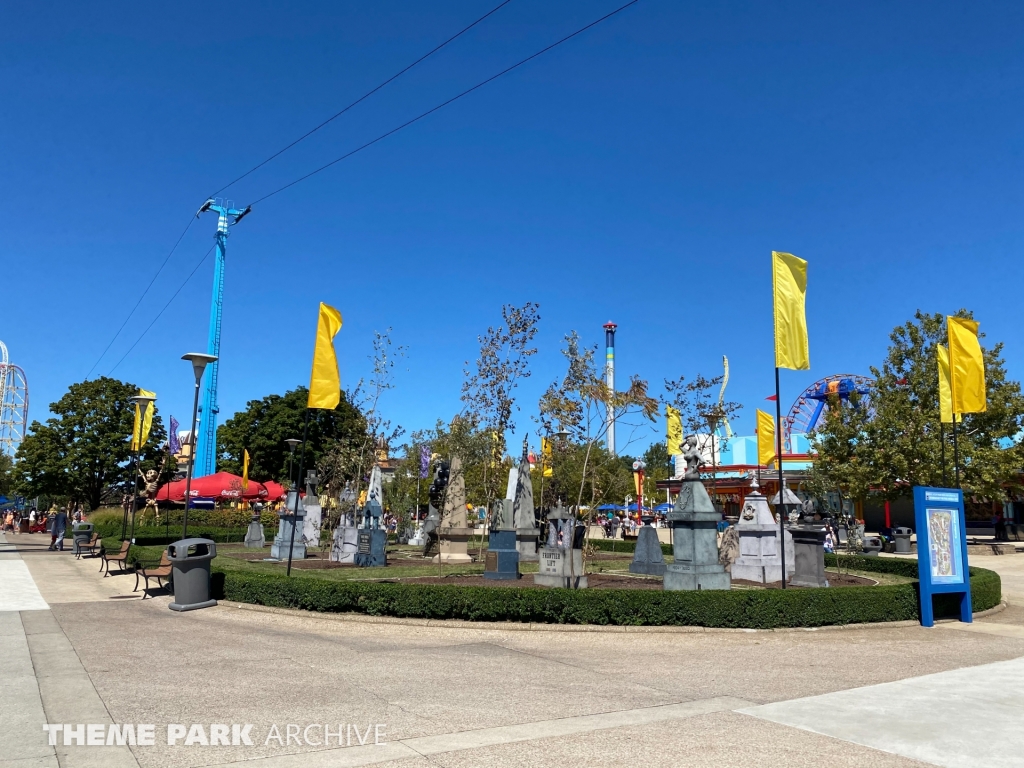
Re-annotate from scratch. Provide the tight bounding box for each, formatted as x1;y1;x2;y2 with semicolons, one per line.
913;486;973;627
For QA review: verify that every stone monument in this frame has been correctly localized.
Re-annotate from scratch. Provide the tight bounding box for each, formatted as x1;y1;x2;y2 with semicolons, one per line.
629;512;666;575
434;455;473;563
301;471;323;550
353;465;388;567
483;498;520;580
663;435;730;591
243;504;265;549
270;486;306;561
534;501;587;588
510;439;540;561
420;461;448;557
730;478;793;584
330;483;359;564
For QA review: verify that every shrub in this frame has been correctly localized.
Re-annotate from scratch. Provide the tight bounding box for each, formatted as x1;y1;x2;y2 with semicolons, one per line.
211;556;1001;628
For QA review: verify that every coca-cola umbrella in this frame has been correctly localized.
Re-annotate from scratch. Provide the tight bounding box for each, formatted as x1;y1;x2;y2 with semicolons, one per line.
156;472;266;502
261;480;287;502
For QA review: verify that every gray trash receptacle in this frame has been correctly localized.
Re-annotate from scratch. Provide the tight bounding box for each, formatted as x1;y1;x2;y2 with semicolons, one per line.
72;522;94;556
862;535;883;556
893;527;913;554
167;538;217;612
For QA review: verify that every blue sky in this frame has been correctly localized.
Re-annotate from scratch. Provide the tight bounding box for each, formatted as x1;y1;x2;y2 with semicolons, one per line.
2;0;1023;457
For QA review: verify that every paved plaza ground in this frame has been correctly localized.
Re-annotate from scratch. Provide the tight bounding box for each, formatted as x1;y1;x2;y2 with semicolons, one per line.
2;531;1023;768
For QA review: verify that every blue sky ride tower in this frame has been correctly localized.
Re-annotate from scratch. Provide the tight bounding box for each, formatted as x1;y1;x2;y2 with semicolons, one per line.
194;198;250;477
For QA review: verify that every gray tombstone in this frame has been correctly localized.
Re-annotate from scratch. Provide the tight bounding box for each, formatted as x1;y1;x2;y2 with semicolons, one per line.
270;487;306;560
511;438;540;561
243;512;265;549
534;502;587;588
302;470;322;549
730;480;793;584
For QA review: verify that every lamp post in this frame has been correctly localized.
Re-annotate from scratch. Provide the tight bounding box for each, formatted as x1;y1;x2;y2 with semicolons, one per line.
181;353;217;539
284;438;303;577
123;394;157;542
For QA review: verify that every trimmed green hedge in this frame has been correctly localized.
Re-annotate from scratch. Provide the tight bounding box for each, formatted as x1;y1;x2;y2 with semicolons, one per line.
95;523;255;546
589;538;673;556
210;554;1001;629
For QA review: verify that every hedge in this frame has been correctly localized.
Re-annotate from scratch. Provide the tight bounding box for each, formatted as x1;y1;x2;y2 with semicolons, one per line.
95;523;255;546
210;555;1001;629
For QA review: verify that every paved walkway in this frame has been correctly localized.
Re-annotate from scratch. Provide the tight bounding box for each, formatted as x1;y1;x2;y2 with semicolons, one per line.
2;532;1023;768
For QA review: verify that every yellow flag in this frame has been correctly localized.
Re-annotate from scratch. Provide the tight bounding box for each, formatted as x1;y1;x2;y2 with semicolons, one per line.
936;345;960;424
948;316;986;414
307;302;343;409
130;389;156;451
756;409;776;468
665;405;682;455
772;251;810;370
633;470;641;497
242;449;250;491
541;437;553;478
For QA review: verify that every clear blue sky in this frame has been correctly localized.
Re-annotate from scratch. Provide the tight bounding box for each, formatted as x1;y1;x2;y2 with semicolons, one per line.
2;1;1022;456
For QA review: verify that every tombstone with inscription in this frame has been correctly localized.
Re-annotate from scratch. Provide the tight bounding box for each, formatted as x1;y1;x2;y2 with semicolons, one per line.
629;514;666;576
353;466;388;567
483;498;520;580
270;486;306;560
434;455;473;563
730;478;792;584
301;471;323;550
510;439;541;561
663;435;730;591
534;501;587;588
330;484;359;564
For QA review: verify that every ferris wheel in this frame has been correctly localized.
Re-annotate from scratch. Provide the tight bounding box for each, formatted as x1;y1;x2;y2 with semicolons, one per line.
783;374;873;450
0;341;29;458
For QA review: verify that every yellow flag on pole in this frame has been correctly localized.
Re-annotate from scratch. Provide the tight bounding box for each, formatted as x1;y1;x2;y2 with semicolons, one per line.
130;389;156;451
756;409;776;468
936;344;960;424
307;302;343;409
541;437;553;478
772;251;810;370
242;449;250;491
947;316;986;414
665;405;682;456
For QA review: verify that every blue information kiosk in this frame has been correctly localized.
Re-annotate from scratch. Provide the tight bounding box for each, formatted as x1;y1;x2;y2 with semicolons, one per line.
913;486;972;627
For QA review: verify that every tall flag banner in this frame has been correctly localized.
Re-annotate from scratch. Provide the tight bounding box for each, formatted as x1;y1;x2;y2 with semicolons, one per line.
541;437;553;478
936;345;961;424
307;302;344;409
130;389;157;451
242;449;250;491
665;405;683;456
756;409;776;468
419;444;431;479
947;316;986;414
168;416;181;454
772;251;810;370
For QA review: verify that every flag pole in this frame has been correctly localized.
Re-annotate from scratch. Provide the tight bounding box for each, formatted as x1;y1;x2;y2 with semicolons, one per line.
952;415;961;489
286;409;311;577
940;422;947;487
775;366;786;589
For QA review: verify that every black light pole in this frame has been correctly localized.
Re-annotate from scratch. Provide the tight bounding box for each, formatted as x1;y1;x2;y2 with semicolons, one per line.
180;353;217;539
126;394;156;546
774;366;787;589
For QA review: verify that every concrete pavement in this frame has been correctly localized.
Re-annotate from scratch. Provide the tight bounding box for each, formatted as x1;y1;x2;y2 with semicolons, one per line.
3;532;1024;768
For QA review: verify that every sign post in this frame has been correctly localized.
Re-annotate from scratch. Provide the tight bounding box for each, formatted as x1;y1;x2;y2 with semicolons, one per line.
913;486;972;627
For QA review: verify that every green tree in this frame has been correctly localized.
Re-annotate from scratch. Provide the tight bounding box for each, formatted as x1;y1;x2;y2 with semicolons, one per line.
810;311;1024;503
0;453;15;497
217;386;366;484
15;377;167;510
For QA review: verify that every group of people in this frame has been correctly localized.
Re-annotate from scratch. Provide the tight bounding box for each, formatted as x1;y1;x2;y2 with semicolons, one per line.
1;504;85;551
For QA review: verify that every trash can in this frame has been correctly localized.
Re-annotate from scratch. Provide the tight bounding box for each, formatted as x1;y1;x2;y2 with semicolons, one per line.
167;538;217;612
862;535;883;557
72;522;94;556
893;527;913;554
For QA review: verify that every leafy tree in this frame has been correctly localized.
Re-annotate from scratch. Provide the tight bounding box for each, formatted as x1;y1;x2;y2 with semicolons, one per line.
809;310;1024;504
0;453;15;497
15;377;167;510
217;386;366;484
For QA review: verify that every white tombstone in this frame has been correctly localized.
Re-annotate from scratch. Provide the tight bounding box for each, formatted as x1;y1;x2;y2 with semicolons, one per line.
730;480;793;584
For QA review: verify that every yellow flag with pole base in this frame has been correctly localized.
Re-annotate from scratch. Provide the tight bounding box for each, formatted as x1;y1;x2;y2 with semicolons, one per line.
242;449;250;491
936;344;960;424
665;405;682;456
947;316;986;414
130;389;156;451
307;302;343;409
772;251;810;370
756;409;776;468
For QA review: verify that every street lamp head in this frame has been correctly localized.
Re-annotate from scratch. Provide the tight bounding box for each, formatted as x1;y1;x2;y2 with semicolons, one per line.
128;394;156;407
552;429;571;441
181;352;218;383
284;439;302;453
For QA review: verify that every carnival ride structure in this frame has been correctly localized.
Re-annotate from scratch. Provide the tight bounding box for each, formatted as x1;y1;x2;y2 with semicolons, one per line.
783;374;873;451
0;341;29;458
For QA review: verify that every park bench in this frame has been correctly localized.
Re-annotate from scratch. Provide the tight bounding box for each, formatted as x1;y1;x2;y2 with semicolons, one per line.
99;540;131;576
75;533;100;560
134;551;172;599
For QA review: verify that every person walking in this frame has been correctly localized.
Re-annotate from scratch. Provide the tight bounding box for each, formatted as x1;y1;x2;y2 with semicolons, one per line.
49;507;68;551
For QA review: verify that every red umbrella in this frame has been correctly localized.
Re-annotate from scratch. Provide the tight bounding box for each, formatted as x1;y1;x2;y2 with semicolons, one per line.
261;480;287;501
156;472;265;502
